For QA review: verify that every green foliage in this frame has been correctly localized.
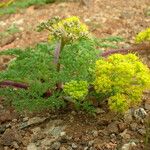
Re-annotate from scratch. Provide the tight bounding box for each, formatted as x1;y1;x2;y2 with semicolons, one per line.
0;37;98;112
93;36;124;49
93;54;150;112
0;0;56;15
135;28;150;43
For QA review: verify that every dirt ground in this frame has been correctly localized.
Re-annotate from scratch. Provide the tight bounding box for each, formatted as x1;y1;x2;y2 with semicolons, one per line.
0;0;150;150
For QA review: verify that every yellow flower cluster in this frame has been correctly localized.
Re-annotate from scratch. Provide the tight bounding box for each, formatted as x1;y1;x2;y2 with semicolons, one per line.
64;80;88;100
93;54;150;112
45;16;89;43
135;28;150;43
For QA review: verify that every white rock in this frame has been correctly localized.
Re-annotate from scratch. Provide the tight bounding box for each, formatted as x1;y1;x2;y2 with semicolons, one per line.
27;143;38;150
134;108;147;120
121;142;136;150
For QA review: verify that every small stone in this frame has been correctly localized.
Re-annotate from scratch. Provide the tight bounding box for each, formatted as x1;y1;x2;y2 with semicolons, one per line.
138;128;146;135
0;110;13;124
124;110;133;123
88;140;95;146
71;111;77;115
119;129;130;139
27;143;38;150
92;130;98;137
5;123;11;128
130;123;138;131
110;134;116;139
96;108;105;114
1;129;22;146
23;117;29;122
41;138;55;146
60;132;66;137
84;147;89;150
12;119;17;123
28;117;46;126
72;143;78;149
60;146;67;150
107;122;119;134
121;142;136;150
0;125;6;134
12;141;19;149
145;102;150;110
51;142;61;150
134;108;147;120
31;127;41;135
118;123;127;132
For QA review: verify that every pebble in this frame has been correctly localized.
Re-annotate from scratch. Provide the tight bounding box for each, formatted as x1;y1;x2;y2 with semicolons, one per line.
96;108;105;114
92;130;98;137
51;142;61;150
138;128;146;135
119;129;131;139
72;143;78;149
27;143;38;150
145;102;150;110
124;110;133;123
121;142;136;150
134;108;147;120
130;123;138;131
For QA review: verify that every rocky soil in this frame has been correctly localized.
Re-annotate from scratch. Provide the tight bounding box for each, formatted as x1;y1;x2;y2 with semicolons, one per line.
0;0;150;150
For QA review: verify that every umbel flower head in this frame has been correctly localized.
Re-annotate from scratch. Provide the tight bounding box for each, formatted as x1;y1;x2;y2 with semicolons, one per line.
37;16;89;43
135;27;150;43
93;53;150;112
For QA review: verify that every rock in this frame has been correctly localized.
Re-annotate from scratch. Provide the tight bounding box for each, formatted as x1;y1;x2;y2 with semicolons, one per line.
51;141;61;150
92;130;98;137
40;138;55;146
60;131;66;137
118;123;127;132
138;128;146;135
145;102;150;110
121;142;136;150
96;108;105;114
130;123;138;131
72;143;78;149
28;117;47;126
27;143;38;150
0;110;13;124
23;117;29;122
119;129;130;139
60;146;68;150
49;126;65;137
133;108;147;120
84;147;89;150
110;134;116;139
12;141;19;149
1;129;22;146
20;117;47;129
31;127;41;135
88;140;95;146
124;110;133;123
107;121;119;134
0;125;6;134
71;111;77;115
